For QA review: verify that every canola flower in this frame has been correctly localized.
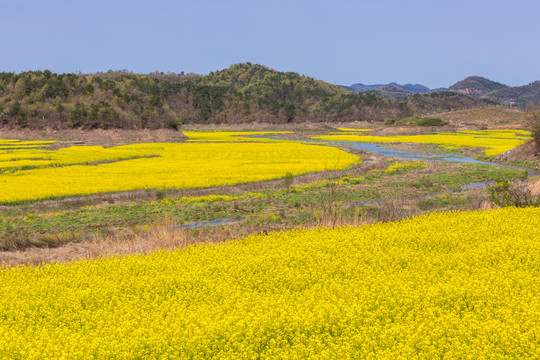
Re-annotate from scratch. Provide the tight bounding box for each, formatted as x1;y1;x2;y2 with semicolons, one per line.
0;207;539;358
313;129;532;156
337;128;374;132
0;139;56;146
0;145;155;172
182;130;292;142
0;139;57;152
383;160;427;174
0;142;358;203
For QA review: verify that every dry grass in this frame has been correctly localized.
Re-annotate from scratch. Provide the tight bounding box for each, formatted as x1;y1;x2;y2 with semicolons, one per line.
375;126;451;136
493;140;539;168
310;208;371;229
433;107;526;128
528;176;540;197
0;219;294;267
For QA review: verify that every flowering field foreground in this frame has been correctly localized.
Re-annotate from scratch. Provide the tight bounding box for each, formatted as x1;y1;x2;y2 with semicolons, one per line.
0;142;357;203
1;207;539;358
314;129;532;156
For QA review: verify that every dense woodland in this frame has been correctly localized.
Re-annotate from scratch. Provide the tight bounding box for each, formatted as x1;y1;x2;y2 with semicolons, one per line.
0;63;493;129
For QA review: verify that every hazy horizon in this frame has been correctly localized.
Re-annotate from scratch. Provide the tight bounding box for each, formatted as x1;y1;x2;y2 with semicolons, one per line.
1;0;539;88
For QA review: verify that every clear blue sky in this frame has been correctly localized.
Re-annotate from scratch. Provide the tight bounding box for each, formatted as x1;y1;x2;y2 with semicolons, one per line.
1;0;538;88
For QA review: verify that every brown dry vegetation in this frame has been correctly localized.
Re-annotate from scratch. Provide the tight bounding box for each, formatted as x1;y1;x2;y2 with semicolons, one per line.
530;177;540;197
0;221;287;267
430;107;526;128
493;141;540;169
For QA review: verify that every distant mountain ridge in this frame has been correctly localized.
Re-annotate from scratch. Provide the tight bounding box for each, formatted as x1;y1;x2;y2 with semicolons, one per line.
341;82;444;100
351;82;432;94
342;75;540;107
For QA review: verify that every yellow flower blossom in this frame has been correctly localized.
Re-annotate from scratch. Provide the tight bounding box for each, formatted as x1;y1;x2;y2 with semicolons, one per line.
0;207;539;358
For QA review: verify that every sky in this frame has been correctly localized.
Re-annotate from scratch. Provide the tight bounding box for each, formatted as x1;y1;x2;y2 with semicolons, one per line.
1;0;539;88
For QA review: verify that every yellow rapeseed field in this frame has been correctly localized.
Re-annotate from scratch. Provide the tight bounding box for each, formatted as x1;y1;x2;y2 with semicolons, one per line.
182;130;292;142
337;128;374;132
0;142;358;203
0;140;56;152
0;140;55;146
0;145;153;171
0;207;539;358
313;129;532;156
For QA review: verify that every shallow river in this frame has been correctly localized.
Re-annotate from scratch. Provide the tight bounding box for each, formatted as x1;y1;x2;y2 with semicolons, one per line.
308;139;539;177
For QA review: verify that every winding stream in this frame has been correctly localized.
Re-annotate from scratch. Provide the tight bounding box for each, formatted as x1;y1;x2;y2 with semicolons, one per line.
341;141;539;177
288;138;538;177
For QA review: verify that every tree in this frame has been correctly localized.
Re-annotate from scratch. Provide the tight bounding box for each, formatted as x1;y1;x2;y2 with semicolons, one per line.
10;101;24;118
10;101;26;126
69;103;87;127
56;104;65;126
0;104;6;124
284;102;296;122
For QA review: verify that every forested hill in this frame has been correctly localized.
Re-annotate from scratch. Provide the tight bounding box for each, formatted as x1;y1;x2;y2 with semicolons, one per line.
0;63;492;129
449;76;540;107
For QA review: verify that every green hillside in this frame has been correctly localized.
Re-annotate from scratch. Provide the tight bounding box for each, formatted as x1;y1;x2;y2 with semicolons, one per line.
0;63;492;129
489;81;540;107
449;76;540;107
449;76;508;94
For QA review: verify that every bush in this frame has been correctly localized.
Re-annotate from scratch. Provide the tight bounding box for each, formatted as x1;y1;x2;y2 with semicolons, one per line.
283;172;294;189
385;116;444;126
488;179;540;208
395;116;444;126
164;117;180;130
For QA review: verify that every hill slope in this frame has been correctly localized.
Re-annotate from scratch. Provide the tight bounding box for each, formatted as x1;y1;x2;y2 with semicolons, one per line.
449;76;540;107
0;64;492;129
449;76;508;96
489;81;540;107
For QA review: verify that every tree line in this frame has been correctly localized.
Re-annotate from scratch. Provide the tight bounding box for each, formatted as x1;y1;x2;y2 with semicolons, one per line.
0;64;493;129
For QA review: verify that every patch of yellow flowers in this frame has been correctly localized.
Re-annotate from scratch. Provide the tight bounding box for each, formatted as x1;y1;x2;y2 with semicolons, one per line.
182;130;292;142
1;207;539;358
336;128;374;132
0;145;154;172
0;142;358;203
0;139;55;147
313;129;532;156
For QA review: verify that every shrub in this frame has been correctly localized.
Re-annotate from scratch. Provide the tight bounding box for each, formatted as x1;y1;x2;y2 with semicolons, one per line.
283;171;294;189
488;179;540;208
